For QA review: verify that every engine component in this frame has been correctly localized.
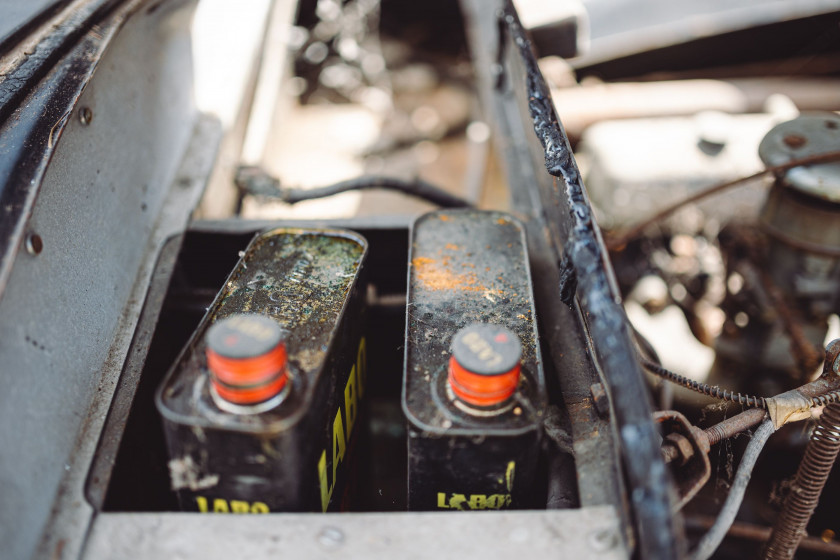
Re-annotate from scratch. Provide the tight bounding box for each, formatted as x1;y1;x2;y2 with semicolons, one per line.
156;227;368;513
713;114;840;383
402;209;546;511
654;410;711;509
759;113;840;317
580;111;783;234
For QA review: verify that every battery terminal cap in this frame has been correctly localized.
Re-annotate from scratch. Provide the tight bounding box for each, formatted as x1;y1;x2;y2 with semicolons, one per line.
206;314;288;405
448;323;522;407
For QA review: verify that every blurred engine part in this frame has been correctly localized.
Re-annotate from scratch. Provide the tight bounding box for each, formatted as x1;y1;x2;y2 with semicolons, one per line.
713;113;840;388
580;105;797;234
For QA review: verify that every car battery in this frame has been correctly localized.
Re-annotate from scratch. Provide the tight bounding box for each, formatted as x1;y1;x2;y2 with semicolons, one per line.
403;209;547;511
156;227;368;513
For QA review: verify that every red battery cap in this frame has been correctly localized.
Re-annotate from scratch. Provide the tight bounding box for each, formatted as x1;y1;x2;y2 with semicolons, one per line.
205;314;288;406
448;323;521;407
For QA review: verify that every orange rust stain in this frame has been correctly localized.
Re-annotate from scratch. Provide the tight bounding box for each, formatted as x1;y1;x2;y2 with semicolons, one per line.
439;215;450;221
412;257;485;292
444;243;460;251
496;218;507;225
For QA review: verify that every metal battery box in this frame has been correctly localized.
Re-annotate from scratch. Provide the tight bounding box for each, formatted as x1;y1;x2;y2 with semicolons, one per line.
156;227;367;513
402;209;547;511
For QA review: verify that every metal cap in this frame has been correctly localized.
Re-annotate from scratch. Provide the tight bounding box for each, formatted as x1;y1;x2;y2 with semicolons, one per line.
205;314;288;405
758;113;840;202
448;324;521;407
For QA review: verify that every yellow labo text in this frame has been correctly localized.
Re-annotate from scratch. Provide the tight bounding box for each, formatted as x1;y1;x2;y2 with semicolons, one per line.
436;492;512;510
195;496;269;513
318;337;367;511
435;461;516;510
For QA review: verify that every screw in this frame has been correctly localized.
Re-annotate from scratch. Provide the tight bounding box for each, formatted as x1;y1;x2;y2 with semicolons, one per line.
79;107;93;125
588;528;618;552
25;233;43;255
783;134;807;149
317;526;345;549
590;383;609;417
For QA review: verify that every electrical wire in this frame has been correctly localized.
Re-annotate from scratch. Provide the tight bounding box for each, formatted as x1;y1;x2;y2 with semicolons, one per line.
235;166;473;208
690;419;776;560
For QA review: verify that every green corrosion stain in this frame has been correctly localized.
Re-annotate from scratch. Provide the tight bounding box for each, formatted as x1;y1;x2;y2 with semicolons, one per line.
212;229;365;373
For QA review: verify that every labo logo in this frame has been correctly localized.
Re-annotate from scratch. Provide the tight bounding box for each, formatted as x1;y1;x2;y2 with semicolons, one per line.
317;337;367;511
195;496;269;513
435;461;516;510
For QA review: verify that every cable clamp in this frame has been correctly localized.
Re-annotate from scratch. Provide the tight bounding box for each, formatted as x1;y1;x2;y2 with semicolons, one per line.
765;390;811;430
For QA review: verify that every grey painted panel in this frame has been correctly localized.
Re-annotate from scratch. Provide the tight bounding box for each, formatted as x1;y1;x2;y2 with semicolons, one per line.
84;508;626;559
0;1;201;558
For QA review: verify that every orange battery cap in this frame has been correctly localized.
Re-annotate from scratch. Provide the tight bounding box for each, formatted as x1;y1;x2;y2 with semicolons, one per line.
205;314;288;406
448;323;521;407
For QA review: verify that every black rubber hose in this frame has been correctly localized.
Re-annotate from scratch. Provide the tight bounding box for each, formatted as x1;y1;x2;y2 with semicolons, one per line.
235;166;472;209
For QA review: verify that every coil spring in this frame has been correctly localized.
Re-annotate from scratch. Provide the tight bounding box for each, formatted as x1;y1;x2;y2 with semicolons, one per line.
639;356;767;409
809;389;840;408
764;403;840;560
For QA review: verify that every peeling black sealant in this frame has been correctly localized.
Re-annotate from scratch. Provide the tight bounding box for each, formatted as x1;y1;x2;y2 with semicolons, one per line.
500;3;681;558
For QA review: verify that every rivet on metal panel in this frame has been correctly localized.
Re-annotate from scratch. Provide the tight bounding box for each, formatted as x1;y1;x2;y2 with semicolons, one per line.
25;233;43;255
783;134;807;149
317;526;345;549
588;528;619;552
79;107;93;125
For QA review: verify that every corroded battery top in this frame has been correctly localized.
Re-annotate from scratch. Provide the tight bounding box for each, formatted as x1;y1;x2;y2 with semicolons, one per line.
157;228;367;432
403;210;546;435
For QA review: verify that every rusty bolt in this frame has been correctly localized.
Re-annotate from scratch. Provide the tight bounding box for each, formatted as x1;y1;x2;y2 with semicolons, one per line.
590;383;609;417
783;134;807;149
824;339;840;377
663;432;695;466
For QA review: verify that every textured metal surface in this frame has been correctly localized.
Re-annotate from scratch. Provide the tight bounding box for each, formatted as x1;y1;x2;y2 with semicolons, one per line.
0;1;219;556
83;507;627;559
